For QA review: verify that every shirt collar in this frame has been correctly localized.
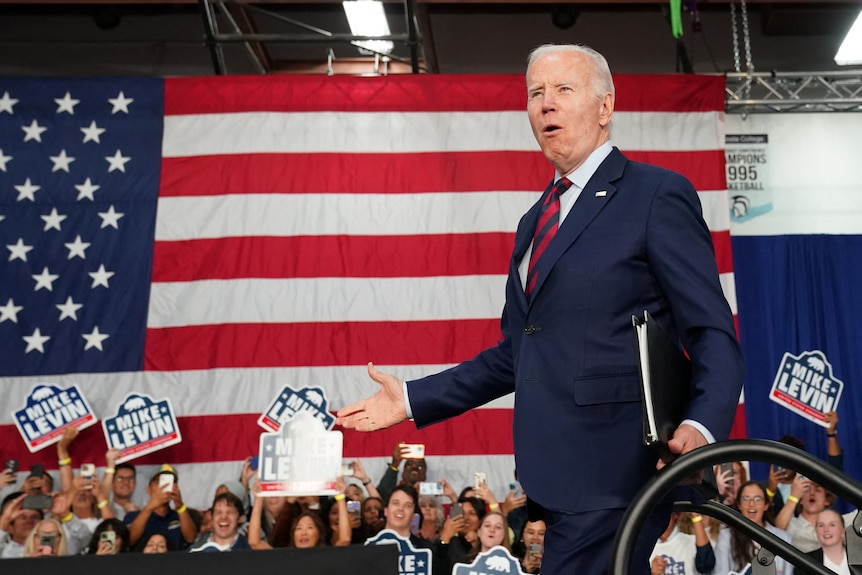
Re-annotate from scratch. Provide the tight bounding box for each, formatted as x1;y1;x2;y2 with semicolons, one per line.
556;141;614;191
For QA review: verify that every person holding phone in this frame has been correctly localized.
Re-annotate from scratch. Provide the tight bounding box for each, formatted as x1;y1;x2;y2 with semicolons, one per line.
86;518;130;555
0;492;42;558
22;518;67;557
517;519;547;574
123;464;197;551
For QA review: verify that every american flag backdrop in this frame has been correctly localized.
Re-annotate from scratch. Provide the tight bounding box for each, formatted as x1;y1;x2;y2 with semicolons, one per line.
0;74;741;508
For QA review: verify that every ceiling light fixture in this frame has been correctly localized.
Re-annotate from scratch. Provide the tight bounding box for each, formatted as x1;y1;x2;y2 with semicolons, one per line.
835;9;862;65
343;0;394;55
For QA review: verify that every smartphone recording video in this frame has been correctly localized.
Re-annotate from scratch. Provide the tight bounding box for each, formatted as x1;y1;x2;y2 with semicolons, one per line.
402;444;425;459
473;472;487;490
419;481;443;496
340;462;355;476
100;530;116;554
159;473;174;493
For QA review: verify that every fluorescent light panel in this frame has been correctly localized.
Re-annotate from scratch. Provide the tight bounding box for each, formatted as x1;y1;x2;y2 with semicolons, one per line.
835;9;862;65
343;0;394;55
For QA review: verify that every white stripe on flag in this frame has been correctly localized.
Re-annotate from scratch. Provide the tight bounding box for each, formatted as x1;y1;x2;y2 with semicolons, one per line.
719;271;738;315
163;111;724;156
147;276;507;328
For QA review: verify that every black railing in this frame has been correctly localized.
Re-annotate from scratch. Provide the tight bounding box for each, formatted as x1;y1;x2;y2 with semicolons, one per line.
610;439;862;575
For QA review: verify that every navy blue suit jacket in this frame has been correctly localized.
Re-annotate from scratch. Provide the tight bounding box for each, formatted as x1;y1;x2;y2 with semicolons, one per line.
407;148;744;513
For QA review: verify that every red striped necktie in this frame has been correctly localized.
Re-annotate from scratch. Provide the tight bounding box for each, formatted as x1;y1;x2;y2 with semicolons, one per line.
525;177;571;299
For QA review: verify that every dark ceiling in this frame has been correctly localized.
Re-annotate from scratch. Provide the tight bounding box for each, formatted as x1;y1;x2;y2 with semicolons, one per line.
0;1;860;76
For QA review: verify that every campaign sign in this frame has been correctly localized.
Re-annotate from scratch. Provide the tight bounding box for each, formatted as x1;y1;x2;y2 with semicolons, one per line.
13;384;98;452
257;385;335;432
453;546;524;575
770;350;844;427
102;393;182;463
364;530;432;575
258;411;342;496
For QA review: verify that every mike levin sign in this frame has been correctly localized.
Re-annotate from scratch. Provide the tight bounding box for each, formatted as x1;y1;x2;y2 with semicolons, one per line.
770;350;844;427
257;385;335;432
258;410;342;496
365;530;432;575
13;384;98;452
102;393;182;462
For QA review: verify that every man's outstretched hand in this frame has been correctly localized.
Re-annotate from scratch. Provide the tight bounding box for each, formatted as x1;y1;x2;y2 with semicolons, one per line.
336;363;408;431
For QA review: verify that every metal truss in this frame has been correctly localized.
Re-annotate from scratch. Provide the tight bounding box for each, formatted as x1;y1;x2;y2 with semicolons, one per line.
726;70;862;113
197;0;429;75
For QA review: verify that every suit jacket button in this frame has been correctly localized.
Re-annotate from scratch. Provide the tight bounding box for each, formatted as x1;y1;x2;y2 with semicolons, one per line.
524;324;537;335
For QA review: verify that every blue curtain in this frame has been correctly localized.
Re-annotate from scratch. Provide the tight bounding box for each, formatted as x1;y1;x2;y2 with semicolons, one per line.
733;234;862;502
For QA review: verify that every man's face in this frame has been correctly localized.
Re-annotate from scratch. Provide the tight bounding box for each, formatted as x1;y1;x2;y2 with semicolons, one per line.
211;500;240;543
11;509;40;541
113;469;136;498
402;459;426;485
526;50;613;176
385;490;416;533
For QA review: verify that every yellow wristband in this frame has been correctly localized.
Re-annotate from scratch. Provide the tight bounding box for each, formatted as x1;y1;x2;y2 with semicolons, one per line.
97;500;109;509
61;512;74;523
176;504;187;514
766;488;775;498
104;468;115;475
389;465;399;472
788;495;800;504
488;503;499;510
58;457;71;466
334;493;346;501
691;515;703;523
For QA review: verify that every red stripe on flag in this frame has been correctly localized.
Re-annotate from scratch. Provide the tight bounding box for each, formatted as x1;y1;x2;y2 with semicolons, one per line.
712;231;733;275
164;75;724;115
144;319;502;371
0;410;514;467
160;150;724;198
152;233;513;282
159;152;548;196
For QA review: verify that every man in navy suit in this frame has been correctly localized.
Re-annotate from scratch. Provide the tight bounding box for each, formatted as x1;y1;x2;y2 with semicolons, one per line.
337;44;744;574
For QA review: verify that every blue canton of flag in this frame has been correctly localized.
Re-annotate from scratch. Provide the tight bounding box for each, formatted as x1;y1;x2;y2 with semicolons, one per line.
0;78;163;376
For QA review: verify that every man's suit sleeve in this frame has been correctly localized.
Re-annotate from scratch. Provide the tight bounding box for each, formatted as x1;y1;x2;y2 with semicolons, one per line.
645;171;744;442
407;310;517;429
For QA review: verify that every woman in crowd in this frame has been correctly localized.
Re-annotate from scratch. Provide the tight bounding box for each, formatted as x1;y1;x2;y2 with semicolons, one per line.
360;496;386;539
446;496;485;567
714;481;794;575
23;518;68;557
415;495;444;543
141;532;171;553
466;511;510;561
86;518;131;554
807;508;850;575
515;518;546;574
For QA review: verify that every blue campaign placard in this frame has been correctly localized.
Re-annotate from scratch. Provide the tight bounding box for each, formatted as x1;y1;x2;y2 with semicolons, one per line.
13;383;98;452
257;385;335;432
452;546;525;575
769;349;844;428
364;530;432;575
102;393;182;463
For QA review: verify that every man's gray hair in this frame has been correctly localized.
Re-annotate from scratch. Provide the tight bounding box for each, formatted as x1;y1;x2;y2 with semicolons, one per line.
526;44;615;100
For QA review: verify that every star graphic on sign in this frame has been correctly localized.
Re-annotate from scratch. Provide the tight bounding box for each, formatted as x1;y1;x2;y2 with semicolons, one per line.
108;91;134;114
64;235;91;259
41;207;68;231
89;264;115;288
14;178;41;202
82;326;110;351
32;267;60;291
80;120;106;144
0;91;18;114
74;178;101;201
50;149;75;173
98;205;124;229
105;150;131;173
0;149;11;172
21;119;48;143
55;92;80;114
23;328;51;354
0;298;24;323
56;296;83;321
7;238;34;262
265;443;273;452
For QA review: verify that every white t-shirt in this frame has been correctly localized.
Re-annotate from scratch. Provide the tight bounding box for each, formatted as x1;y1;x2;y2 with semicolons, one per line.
649;527;707;575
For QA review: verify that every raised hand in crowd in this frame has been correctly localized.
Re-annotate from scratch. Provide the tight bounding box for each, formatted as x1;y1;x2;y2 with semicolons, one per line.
56;427;79;494
439;479;458;503
439;511;464;545
240;457;256;491
502;485;527;516
473;480;503;514
349;459;380;500
247;478;273;550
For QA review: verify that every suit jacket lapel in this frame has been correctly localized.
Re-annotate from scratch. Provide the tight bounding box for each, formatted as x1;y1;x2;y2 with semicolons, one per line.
528;148;628;304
